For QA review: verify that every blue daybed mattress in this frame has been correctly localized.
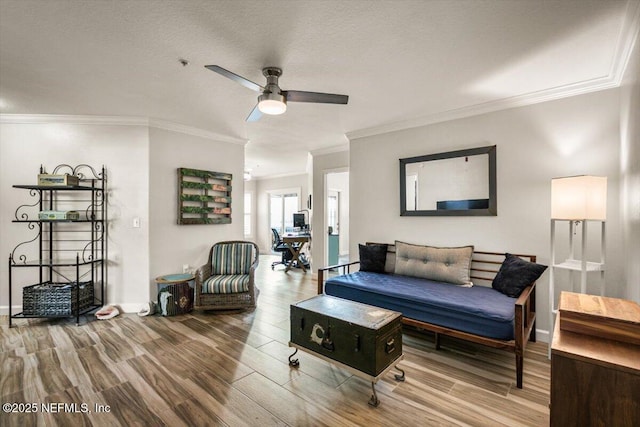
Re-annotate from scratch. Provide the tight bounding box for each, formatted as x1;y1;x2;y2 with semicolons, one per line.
324;272;517;340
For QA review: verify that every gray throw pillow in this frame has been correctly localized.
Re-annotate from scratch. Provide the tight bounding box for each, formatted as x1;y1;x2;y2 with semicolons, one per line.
394;241;474;286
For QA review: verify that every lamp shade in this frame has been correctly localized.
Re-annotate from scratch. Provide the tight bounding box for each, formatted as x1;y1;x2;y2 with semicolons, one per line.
551;175;607;220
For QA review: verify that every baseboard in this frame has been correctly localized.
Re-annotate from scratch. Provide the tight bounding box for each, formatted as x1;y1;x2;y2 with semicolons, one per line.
0;303;143;316
0;305;21;316
535;328;550;343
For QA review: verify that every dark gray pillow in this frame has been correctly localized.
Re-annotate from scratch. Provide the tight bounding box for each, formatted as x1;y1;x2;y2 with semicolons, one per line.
359;244;388;273
492;253;547;297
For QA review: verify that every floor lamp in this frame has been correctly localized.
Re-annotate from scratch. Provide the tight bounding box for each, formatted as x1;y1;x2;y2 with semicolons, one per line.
549;175;607;354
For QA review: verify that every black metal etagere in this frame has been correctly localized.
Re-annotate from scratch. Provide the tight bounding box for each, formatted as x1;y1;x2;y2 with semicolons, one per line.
8;164;107;327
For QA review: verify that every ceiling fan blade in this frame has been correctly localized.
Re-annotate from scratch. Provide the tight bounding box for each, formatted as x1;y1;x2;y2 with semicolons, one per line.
246;104;263;122
205;65;264;92
283;90;349;104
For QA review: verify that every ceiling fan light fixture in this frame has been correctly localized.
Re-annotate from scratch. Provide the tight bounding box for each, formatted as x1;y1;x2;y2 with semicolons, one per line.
258;93;287;115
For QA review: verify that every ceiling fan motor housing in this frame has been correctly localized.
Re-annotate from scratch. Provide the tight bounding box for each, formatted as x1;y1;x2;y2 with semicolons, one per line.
262;67;283;94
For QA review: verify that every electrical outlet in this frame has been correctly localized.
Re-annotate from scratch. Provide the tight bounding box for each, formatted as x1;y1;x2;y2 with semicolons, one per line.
133;217;140;228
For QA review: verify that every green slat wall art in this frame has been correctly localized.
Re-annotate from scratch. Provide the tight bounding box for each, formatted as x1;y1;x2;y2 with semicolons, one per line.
177;168;232;224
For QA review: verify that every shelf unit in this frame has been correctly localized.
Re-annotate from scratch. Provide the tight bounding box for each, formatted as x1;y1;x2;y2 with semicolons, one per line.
8;164;107;327
548;219;605;354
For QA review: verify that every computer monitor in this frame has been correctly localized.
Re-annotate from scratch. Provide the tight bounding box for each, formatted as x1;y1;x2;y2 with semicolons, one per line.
293;213;306;229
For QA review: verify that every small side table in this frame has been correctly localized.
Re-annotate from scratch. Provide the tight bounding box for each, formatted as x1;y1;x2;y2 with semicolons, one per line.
155;273;195;316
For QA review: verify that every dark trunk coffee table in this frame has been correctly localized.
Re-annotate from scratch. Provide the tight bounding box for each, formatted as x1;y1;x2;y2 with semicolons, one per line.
289;295;405;407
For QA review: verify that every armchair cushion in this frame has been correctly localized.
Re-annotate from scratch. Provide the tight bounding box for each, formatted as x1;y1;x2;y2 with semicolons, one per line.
203;274;250;294
212;242;254;275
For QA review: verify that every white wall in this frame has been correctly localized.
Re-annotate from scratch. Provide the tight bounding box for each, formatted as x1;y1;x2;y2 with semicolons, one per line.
349;88;624;340
620;34;640;303
254;173;309;253
311;151;349;271
0;119;246;314
0;120;150;312
148;127;245;300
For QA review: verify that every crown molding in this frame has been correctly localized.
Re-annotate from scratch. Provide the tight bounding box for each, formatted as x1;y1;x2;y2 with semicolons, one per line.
346;75;618;141
310;144;349;156
348;2;640;141
611;0;640;85
148;119;247;145
253;171;309;181
0;114;247;145
0;114;147;125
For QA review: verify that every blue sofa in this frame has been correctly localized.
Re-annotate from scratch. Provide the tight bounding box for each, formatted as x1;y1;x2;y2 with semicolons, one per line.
317;244;538;388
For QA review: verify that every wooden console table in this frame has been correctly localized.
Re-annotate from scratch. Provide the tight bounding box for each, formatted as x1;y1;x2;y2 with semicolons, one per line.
550;292;640;426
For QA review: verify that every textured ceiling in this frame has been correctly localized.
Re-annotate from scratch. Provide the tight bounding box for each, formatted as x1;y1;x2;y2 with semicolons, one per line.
0;0;638;178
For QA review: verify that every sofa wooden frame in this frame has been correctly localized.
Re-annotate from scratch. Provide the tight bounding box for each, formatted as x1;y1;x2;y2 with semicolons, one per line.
317;249;537;389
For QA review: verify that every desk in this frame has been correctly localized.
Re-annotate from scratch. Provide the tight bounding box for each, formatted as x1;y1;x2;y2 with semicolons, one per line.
283;234;310;272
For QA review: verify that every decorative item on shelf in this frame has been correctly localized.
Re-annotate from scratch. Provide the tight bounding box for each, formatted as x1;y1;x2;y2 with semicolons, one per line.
549;174;607;356
38;210;80;221
37;173;80;186
178;167;232;225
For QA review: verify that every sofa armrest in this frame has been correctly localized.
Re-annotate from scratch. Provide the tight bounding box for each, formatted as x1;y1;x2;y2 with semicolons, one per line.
515;282;535;307
317;261;361;294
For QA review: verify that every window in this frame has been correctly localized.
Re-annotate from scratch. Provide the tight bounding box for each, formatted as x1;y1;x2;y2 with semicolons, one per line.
244;192;252;238
269;191;299;234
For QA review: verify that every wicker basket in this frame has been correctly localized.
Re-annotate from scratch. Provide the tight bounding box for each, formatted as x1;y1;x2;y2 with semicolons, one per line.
158;282;194;316
22;281;94;316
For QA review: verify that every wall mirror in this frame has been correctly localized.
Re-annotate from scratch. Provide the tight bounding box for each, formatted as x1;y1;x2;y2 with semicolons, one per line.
400;145;496;216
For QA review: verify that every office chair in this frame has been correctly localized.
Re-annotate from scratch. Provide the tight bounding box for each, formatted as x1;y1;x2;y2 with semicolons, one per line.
271;228;294;270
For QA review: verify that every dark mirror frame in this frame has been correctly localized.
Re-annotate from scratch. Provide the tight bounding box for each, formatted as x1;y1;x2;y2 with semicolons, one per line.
400;145;497;216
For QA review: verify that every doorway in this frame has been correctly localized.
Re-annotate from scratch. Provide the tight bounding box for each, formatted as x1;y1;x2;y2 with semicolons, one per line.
325;171;349;265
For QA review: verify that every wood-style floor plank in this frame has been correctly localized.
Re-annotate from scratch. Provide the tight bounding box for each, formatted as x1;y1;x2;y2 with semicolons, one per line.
0;254;551;426
99;381;167;426
126;354;191;407
257;339;353;388
0;350;24;397
76;346;123;393
34;347;74;394
188;370;288;426
233;372;351;427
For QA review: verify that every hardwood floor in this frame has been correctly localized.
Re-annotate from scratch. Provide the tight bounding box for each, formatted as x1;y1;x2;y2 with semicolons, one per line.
1;255;550;426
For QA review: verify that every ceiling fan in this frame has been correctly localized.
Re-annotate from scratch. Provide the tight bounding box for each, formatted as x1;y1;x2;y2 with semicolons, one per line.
205;65;349;122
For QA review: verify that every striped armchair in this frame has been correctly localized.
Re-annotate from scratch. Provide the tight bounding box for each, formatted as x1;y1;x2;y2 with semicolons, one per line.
195;241;259;310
